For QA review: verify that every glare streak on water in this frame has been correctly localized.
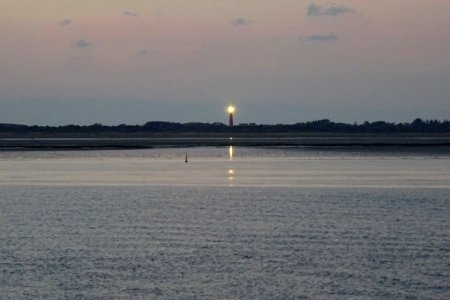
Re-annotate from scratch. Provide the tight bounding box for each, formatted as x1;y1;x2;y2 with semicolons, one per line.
0;147;450;299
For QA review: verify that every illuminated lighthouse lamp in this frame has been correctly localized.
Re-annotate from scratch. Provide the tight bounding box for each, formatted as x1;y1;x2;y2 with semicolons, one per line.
227;105;236;126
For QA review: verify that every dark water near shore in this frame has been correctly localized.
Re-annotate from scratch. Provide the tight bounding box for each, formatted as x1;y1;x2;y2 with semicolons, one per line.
1;147;449;299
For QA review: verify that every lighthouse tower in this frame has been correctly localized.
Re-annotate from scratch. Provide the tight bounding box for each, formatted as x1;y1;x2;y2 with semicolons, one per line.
227;105;235;127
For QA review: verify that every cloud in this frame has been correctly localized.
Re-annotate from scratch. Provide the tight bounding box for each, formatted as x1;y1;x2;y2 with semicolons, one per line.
58;19;71;26
74;39;93;48
307;3;354;16
123;11;138;17
231;17;253;27
304;32;338;42
307;4;322;16
137;49;148;55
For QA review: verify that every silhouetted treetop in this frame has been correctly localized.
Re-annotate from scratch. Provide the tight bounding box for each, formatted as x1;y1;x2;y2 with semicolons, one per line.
1;119;449;135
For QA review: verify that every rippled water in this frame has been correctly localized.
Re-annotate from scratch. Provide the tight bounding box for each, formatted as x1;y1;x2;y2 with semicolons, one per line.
1;147;449;299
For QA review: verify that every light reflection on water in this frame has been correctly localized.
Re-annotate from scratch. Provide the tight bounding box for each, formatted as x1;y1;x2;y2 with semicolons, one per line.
0;146;450;188
228;145;235;182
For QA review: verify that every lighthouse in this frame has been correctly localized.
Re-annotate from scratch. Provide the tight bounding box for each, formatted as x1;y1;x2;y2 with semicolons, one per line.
227;105;235;127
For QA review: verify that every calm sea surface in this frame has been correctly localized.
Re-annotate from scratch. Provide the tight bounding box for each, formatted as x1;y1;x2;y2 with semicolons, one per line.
1;147;449;299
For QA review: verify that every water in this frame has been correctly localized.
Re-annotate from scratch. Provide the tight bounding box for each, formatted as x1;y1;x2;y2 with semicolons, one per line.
0;147;449;299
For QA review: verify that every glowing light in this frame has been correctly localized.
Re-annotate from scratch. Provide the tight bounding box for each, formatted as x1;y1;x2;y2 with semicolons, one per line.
227;105;235;114
228;169;235;180
229;145;233;160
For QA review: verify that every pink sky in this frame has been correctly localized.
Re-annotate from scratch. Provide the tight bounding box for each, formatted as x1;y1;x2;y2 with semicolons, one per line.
1;1;450;124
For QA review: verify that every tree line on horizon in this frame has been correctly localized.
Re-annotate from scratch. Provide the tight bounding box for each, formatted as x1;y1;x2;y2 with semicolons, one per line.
1;118;449;134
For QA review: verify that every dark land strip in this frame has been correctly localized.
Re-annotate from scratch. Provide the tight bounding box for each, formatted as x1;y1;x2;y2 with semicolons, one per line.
2;135;450;151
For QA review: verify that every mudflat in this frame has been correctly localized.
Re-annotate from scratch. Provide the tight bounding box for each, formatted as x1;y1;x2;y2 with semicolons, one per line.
1;133;450;150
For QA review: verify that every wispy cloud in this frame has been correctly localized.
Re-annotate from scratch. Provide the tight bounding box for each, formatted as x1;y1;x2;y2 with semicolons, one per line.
304;32;338;42
123;11;138;17
307;3;354;17
58;19;71;26
74;39;93;48
137;49;148;55
231;17;253;27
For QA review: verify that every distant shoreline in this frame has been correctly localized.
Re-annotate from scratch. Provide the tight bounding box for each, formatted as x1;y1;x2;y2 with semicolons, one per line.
2;134;450;151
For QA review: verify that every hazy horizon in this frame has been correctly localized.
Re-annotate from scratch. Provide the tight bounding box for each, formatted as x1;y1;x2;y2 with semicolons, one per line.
1;1;450;125
1;103;447;128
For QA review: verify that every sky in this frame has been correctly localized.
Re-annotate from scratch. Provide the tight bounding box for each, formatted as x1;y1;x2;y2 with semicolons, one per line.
1;0;450;125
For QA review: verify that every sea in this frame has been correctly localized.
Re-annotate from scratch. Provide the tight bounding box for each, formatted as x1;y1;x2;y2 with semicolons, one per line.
0;146;449;299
